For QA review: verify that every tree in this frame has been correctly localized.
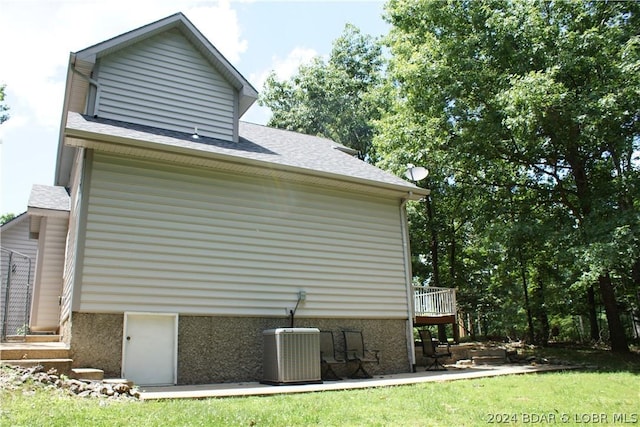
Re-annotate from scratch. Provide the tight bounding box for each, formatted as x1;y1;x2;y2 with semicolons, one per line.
259;24;384;160
1;213;16;225
0;84;9;124
377;0;639;351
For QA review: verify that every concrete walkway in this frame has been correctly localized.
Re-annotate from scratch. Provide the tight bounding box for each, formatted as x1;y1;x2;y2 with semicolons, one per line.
140;364;575;400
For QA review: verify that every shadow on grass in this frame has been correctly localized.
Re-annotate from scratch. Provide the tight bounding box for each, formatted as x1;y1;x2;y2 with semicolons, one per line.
526;342;640;374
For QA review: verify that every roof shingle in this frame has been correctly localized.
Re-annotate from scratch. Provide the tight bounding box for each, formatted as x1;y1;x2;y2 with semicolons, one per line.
28;185;70;212
65;112;423;195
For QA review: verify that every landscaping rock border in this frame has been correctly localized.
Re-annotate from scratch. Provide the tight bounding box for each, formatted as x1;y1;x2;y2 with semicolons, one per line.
0;364;140;400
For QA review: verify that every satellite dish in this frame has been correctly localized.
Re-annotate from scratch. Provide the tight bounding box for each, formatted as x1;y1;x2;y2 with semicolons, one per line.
404;166;429;182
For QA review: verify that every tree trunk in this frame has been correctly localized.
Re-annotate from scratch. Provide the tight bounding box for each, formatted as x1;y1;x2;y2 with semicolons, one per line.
518;249;535;344
425;195;440;287
449;222;456;286
533;278;550;346
587;286;600;341
598;273;629;353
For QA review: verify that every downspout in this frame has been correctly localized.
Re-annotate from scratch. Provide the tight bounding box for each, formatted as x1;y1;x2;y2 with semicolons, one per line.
71;65;100;88
71;63;100;116
400;192;416;372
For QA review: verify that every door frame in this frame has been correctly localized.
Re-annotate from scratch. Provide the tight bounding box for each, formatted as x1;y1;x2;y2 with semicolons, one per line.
121;312;178;385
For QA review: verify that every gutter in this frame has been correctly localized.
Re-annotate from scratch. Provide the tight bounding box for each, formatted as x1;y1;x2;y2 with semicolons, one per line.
71;61;100;88
54;54;76;187
55;54;101;188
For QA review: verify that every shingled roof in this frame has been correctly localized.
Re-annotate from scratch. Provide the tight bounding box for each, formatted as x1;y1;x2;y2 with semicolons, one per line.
28;185;70;212
64;112;426;198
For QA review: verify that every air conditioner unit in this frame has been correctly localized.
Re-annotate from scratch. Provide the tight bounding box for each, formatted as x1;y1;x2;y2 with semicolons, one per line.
262;328;322;385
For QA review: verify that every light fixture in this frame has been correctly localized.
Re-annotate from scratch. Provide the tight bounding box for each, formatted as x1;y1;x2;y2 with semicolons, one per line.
192;127;200;139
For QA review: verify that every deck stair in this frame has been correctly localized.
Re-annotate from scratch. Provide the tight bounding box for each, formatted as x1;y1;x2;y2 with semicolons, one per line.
0;335;73;375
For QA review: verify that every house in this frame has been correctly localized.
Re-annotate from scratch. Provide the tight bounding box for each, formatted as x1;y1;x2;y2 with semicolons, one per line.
1;188;70;339
25;13;434;385
1;213;37;337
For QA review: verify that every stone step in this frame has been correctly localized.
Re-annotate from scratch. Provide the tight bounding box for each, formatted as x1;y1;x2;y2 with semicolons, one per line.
472;355;507;366
71;368;104;381
13;334;62;343
1;358;73;375
469;348;507;358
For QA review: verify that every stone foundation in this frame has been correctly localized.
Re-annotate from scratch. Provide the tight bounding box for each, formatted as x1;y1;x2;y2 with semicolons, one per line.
178;317;410;384
69;312;411;384
60;316;72;345
69;313;123;378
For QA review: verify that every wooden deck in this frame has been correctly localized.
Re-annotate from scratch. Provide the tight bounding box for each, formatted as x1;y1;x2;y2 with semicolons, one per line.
413;286;459;341
414;314;456;326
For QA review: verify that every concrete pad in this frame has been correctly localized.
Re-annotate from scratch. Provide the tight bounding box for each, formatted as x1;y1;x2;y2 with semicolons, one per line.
139;364;577;400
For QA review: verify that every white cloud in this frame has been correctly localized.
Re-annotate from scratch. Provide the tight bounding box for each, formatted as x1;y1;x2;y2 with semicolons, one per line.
186;2;248;63
0;0;248;131
242;47;318;126
249;47;319;93
271;47;320;80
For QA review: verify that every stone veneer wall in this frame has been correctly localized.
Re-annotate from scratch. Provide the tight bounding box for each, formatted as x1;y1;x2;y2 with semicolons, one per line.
69;312;123;378
178;316;410;385
68;312;411;384
60;317;72;345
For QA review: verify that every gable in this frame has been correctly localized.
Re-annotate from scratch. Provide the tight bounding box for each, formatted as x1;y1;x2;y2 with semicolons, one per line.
92;28;237;141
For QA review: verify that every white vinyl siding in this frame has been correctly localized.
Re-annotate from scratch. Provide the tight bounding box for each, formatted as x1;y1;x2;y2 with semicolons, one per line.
60;150;85;322
0;216;38;268
95;28;236;141
30;217;67;331
79;153;409;318
0;216;38;333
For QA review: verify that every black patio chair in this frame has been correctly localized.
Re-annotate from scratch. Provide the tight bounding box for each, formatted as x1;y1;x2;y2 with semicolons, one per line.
320;330;345;380
419;329;451;371
342;330;380;379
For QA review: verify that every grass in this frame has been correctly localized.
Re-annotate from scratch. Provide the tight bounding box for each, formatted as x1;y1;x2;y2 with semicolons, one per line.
1;346;639;427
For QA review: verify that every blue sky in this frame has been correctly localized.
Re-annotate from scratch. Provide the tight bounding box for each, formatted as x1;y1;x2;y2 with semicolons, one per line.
0;0;389;216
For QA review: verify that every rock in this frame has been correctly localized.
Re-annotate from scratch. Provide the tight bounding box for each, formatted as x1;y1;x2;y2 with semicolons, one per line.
77;390;93;398
114;383;129;394
1;365;140;401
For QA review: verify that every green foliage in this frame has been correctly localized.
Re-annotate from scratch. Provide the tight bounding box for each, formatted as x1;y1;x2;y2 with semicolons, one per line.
0;84;9;125
0;213;16;225
259;24;384;160
377;0;640;347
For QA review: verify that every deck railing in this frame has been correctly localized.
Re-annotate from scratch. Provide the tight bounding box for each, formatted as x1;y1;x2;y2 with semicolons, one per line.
413;286;456;317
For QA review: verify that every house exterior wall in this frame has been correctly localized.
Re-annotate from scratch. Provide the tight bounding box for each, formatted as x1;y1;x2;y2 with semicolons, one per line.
69;312;409;383
0;215;38;335
60;149;86;326
76;152;410;319
30;216;67;331
0;215;38;264
69;312;123;377
94;28;236;141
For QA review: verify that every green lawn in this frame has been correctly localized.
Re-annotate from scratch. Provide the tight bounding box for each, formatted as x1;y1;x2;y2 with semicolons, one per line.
1;346;638;427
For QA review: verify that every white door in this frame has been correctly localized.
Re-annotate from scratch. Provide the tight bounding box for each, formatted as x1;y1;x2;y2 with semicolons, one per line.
122;312;177;386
